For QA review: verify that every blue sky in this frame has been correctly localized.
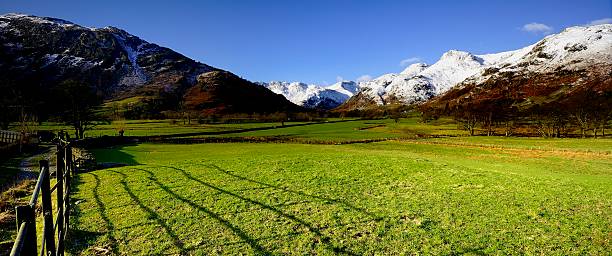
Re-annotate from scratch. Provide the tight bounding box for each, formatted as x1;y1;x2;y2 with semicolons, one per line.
1;0;611;85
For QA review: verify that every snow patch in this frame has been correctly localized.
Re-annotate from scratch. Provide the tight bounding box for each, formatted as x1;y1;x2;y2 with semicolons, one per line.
112;33;149;86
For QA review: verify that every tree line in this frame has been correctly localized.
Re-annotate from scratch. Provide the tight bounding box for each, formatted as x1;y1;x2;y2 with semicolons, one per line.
1;76;101;139
419;88;612;138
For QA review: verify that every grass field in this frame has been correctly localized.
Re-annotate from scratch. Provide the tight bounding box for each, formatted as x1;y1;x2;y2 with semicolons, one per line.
28;120;308;138
69;136;612;254
177;118;468;143
20;116;467;141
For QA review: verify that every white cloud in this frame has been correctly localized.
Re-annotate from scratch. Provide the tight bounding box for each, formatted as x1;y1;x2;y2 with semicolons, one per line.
588;18;612;25
356;75;372;82
399;57;421;67
521;22;553;35
336;76;344;82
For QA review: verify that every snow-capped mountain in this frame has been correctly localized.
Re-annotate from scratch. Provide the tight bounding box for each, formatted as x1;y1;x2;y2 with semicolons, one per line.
463;24;612;84
259;80;359;109
342;23;612;110
351;50;526;107
0;13;301;114
423;24;612;116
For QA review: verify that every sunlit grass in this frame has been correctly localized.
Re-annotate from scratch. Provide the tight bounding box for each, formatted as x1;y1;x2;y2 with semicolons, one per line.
70;140;612;254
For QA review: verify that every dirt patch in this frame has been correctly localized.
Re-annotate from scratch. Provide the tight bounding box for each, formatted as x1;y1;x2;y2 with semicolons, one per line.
0;179;35;212
355;124;386;131
396;139;610;160
466;154;506;160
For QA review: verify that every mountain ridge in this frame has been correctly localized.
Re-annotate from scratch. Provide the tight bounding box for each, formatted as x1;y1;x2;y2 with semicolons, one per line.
258;80;359;109
337;23;612;111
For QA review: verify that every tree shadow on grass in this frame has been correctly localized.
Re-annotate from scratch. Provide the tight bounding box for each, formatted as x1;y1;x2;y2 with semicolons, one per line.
150;165;360;255
110;169;187;255
67;173;119;255
130;167;271;255
90;143;141;168
68;145;139;254
203;163;380;220
65;229;108;254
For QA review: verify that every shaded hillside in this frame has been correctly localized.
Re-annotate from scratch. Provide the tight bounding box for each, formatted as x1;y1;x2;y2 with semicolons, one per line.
0;13;301;119
184;71;302;114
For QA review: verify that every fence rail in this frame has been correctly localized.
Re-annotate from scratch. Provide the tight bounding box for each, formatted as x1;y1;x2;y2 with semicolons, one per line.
0;130;22;144
10;139;74;256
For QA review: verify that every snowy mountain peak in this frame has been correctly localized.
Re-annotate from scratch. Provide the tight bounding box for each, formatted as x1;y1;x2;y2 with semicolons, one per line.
329;81;359;94
400;63;428;76
440;50;482;63
259;80;359;109
343;24;612;110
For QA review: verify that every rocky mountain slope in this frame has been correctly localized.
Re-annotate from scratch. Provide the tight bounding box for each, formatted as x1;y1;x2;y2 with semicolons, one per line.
340;23;612;111
0;13;300;115
258;80;359;109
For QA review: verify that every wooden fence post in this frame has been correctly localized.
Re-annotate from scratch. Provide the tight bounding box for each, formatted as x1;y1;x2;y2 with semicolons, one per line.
64;145;72;235
40;160;56;256
56;145;65;256
15;205;36;255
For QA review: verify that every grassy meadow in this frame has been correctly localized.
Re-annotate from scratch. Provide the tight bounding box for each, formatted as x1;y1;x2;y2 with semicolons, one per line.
30;120;306;138
65;118;612;255
17;115;466;140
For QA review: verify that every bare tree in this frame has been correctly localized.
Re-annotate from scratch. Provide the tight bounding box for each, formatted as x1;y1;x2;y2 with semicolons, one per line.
480;111;494;136
455;111;478;136
56;80;102;139
572;108;590;138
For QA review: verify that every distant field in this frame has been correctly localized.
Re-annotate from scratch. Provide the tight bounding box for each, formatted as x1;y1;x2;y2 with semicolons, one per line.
22;117;468;141
179;117;469;142
70;138;612;254
29;120;308;137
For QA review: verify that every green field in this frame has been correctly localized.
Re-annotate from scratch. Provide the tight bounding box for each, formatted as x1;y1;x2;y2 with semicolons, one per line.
30;120;308;138
23;116;467;140
69;134;612;254
175;118;468;143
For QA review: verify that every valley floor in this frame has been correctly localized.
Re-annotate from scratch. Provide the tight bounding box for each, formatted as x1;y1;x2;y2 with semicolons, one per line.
68;137;612;254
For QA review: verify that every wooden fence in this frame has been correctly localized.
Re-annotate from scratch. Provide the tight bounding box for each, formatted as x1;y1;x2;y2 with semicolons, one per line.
0;130;22;144
10;140;74;256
